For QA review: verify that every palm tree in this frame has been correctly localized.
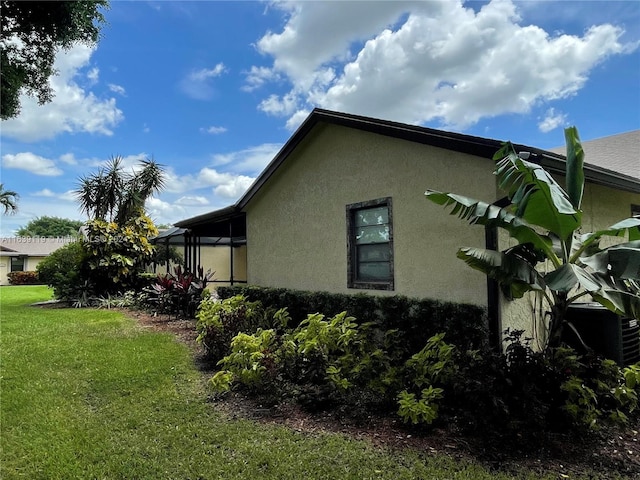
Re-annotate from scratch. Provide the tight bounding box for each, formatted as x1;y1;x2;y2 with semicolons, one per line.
425;126;640;349
75;156;165;224
0;184;19;214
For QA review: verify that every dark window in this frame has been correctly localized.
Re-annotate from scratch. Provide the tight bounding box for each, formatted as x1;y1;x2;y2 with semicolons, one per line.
347;197;394;290
10;256;25;272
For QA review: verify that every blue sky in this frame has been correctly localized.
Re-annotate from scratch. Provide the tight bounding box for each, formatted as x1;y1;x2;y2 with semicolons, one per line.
1;0;639;236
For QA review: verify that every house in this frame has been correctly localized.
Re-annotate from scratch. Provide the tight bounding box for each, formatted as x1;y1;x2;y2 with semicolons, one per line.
0;237;76;285
175;108;640;346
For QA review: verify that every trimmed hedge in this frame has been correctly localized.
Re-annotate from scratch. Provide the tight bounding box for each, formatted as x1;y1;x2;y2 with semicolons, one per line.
216;285;488;353
7;271;40;285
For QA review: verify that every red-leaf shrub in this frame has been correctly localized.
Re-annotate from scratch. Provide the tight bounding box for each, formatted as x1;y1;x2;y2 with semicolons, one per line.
7;271;40;285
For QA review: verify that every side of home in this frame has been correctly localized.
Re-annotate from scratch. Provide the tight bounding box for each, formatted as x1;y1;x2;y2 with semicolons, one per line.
175;109;640;347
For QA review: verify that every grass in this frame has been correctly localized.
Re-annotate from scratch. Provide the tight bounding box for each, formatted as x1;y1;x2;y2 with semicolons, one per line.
0;286;574;479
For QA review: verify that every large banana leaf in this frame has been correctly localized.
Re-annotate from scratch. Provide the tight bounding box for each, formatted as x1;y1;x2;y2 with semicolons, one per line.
591;288;640;319
425;191;558;264
573;218;640;262
580;240;640;280
493;143;580;240
544;263;603;293
564;126;585;210
456;247;546;299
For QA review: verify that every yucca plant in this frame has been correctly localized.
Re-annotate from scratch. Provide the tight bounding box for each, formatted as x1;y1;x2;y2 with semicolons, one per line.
426;126;640;349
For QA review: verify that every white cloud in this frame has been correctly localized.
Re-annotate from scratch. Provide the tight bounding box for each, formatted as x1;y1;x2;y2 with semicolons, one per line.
2;152;63;176
32;188;77;201
252;0;636;130
180;63;227;100
201;126;228;135
175;196;210;206
242;66;281;92
190;64;226;81
211;143;281;174
162;166;253;196
108;84;126;96
87;67;100;84
33;189;56;197
538;108;568;133
59;153;78;165
0;43;124;142
146;197;185;218
214;176;255;199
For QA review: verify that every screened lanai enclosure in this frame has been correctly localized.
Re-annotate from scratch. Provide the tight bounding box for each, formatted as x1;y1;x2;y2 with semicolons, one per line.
151;207;247;286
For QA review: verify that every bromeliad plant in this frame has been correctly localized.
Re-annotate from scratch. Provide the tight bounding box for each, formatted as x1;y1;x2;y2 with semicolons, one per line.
426;126;640;349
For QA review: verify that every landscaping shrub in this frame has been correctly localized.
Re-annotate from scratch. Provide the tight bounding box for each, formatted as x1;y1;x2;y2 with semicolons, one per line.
196;295;267;362
36;241;88;301
82;216;158;295
145;265;214;318
7;271;39;285
216;285;488;355
207;292;639;444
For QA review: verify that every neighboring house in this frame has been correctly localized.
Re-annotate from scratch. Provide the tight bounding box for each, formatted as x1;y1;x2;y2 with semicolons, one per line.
0;237;76;285
175;108;640;347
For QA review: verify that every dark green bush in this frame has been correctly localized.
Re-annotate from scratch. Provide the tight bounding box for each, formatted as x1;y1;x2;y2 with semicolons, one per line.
36;241;88;301
216;285;488;356
196;295;267;362
7;270;40;285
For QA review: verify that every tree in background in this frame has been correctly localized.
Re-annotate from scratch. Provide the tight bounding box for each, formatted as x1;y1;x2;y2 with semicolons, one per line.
17;216;83;237
0;183;19;214
1;0;109;119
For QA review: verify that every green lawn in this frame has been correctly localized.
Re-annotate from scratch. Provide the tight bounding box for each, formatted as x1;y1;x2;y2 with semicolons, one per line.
1;286;562;479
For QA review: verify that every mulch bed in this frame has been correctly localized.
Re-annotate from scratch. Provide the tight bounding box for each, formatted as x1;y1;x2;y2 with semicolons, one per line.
121;308;640;479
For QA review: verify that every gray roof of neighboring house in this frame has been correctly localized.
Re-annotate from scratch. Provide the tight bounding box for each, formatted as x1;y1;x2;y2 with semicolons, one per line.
549;130;639;181
0;237;75;256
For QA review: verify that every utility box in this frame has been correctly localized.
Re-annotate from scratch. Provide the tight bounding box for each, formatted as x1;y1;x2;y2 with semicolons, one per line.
563;303;640;366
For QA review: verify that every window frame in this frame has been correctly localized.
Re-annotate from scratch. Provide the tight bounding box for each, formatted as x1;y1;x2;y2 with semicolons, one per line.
346;197;394;290
10;256;25;272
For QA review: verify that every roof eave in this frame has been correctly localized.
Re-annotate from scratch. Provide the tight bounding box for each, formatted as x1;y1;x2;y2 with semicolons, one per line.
174;204;242;228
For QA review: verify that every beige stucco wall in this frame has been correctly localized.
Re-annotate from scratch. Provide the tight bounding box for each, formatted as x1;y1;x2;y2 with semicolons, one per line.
245;123;498;306
499;179;640;347
0;255;47;285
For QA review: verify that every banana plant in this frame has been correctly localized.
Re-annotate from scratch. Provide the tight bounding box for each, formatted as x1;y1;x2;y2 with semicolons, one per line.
425;126;640;349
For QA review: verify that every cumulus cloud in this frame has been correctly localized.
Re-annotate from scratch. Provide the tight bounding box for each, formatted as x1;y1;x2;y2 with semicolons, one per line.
0;43;124;142
2;152;63;176
242;65;282;92
180;63;227;100
251;0;636;130
538;108;568;133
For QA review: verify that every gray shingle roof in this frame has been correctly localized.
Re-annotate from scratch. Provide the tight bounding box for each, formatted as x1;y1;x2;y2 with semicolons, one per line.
550;130;639;181
0;237;75;256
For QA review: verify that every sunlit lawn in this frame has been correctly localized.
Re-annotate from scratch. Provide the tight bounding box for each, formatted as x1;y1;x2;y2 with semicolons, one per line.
1;285;566;479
